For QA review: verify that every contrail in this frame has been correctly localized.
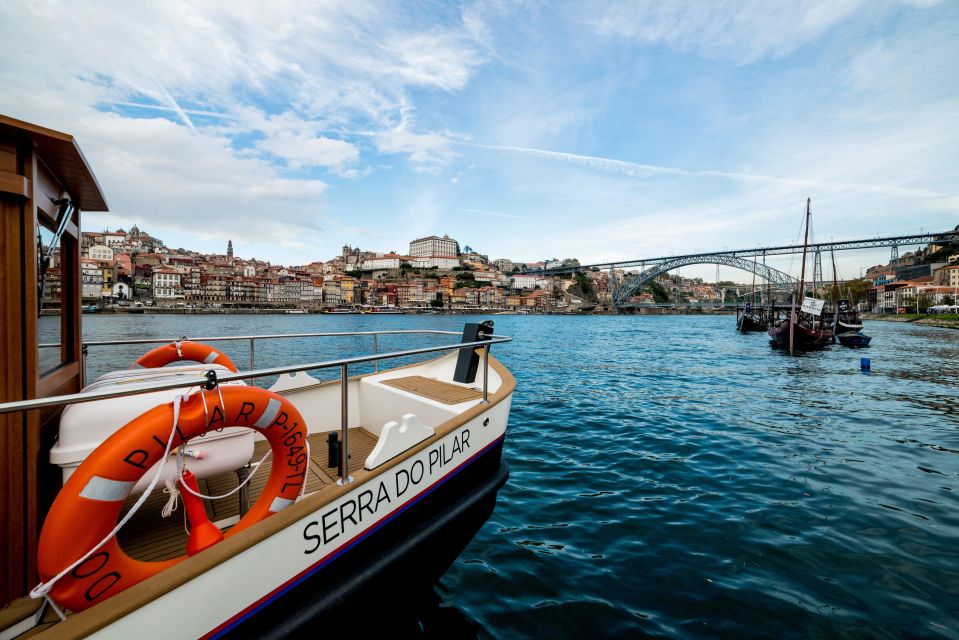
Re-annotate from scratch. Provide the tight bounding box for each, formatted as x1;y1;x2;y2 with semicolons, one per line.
157;84;196;133
108;101;235;119
473;143;953;200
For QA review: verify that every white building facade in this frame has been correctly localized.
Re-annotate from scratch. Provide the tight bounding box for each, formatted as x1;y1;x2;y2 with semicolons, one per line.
101;232;126;247
362;254;403;270
510;274;553;290
409;235;458;258
152;269;182;300
81;260;103;300
411;256;460;270
86;244;114;261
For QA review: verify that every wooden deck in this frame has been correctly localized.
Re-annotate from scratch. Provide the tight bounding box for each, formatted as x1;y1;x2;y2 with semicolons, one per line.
380;375;482;404
117;428;378;563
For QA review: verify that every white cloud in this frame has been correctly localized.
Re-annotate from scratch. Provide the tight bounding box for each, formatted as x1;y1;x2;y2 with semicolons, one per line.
375;127;458;172
255;131;359;171
377;30;485;91
0;0;953;272
373;103;460;171
0;0;489;261
585;0;867;63
76;112;329;239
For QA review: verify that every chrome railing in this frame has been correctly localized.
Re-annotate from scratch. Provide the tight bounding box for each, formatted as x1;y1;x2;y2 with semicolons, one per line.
42;329;495;375
17;330;511;486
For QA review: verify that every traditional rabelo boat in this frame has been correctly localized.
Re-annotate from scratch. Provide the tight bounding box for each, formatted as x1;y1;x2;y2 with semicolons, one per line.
832;299;864;336
768;199;834;351
736;302;769;332
0;115;515;638
735;257;769;332
822;248;869;344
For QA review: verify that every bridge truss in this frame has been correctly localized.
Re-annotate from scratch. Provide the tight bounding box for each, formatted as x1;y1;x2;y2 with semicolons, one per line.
612;254;797;306
525;230;959;276
515;228;958;308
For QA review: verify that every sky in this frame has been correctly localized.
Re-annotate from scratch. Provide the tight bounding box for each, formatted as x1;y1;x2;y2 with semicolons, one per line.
1;0;957;282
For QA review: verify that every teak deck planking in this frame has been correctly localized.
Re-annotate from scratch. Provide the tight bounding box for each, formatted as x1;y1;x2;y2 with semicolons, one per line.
380;375;483;404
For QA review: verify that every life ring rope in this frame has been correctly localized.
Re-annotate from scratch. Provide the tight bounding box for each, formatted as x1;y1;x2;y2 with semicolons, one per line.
31;392;187;615
35;385;310;612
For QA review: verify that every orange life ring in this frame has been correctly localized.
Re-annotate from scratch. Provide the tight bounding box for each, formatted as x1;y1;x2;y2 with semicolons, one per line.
38;386;309;612
132;340;239;372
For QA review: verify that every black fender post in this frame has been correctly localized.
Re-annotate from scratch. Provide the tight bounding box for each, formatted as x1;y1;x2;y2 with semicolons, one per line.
453;321;493;383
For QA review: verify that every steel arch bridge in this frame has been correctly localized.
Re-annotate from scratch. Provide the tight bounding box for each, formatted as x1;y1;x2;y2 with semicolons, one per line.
612;254;798;307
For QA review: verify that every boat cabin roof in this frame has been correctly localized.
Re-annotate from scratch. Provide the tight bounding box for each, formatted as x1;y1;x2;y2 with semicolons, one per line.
0;114;108;211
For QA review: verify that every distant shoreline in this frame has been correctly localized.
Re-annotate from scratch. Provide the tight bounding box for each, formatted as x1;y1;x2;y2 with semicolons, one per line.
862;312;959;330
45;306;738;317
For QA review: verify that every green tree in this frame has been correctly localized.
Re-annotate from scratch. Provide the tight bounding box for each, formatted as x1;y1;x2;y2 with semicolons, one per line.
844;278;872;304
572;272;595;300
649;280;670;303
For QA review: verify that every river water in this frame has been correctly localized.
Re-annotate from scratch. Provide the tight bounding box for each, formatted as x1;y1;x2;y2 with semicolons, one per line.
77;313;959;638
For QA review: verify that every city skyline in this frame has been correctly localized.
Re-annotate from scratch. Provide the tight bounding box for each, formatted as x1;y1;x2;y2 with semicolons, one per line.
2;1;957;281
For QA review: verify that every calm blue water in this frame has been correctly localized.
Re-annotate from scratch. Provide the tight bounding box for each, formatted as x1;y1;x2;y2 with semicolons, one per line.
79;314;959;638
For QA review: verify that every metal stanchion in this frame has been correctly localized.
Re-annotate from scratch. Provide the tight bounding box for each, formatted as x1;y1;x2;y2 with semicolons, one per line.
482;343;490;404
236;464;251;517
249;337;255;383
338;363;353;485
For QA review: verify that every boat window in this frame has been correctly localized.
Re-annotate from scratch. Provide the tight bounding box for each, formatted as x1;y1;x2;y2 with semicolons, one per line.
37;218;63;373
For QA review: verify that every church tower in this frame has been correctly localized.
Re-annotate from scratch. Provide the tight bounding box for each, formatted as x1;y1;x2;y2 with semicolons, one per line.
227;238;234;259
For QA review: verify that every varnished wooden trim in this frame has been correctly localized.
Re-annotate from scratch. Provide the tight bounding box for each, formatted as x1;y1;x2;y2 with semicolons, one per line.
0;116;73;144
0;171;28;198
0;116;109;212
42;354;515;638
37;363;81;399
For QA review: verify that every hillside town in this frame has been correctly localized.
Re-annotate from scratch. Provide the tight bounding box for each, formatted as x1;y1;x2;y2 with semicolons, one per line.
64;227;594;312
863;239;959;313
45;225;958;313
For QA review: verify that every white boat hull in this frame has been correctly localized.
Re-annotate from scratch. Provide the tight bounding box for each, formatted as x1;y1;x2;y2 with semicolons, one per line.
87;397;511;639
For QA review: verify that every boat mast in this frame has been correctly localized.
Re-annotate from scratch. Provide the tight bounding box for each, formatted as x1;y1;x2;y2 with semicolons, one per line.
791;198;812;354
798;198;811;301
831;247;840;338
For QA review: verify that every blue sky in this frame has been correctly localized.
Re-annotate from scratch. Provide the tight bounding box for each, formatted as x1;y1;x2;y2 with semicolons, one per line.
1;1;957;281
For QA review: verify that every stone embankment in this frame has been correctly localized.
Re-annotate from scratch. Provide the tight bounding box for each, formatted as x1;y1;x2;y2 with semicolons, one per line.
862;313;959;330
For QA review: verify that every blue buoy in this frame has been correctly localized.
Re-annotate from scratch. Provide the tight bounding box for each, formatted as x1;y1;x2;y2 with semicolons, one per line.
860;357;871;372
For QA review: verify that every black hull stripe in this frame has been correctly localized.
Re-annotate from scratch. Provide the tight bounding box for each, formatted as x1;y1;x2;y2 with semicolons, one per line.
204;433;506;639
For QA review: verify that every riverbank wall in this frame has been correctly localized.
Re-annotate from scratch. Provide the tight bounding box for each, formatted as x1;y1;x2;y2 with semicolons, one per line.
862;312;959;330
